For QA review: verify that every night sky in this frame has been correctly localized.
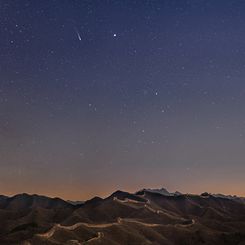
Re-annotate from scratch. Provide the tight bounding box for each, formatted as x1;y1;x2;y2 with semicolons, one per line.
1;0;245;200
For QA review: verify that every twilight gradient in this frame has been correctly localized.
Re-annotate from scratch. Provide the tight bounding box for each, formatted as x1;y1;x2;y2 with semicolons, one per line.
1;0;245;200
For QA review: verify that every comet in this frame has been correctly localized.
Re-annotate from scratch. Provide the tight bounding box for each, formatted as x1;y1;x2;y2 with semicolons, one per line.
74;27;82;41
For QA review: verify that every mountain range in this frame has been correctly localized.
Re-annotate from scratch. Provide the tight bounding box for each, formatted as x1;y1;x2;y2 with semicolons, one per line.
0;188;244;245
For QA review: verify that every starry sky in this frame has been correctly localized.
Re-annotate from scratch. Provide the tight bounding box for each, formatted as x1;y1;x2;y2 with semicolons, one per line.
1;0;245;200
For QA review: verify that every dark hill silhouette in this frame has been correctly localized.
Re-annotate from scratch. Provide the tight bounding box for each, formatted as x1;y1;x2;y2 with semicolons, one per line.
0;190;244;244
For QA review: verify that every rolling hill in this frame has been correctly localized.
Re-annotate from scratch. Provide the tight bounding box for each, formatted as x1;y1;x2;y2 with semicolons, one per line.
0;189;244;245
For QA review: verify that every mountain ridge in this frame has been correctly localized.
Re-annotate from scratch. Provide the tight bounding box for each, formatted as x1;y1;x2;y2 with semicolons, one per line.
2;187;244;204
0;188;244;244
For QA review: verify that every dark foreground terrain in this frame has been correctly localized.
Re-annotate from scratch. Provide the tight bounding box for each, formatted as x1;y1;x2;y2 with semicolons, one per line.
0;189;245;245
